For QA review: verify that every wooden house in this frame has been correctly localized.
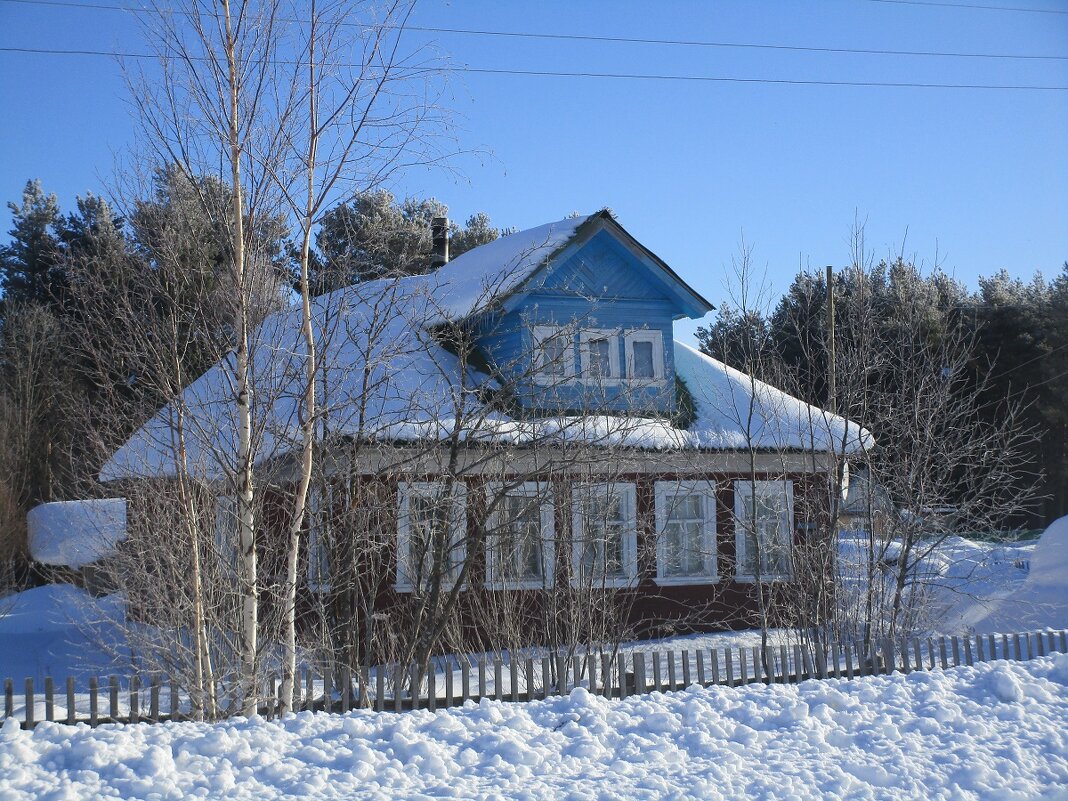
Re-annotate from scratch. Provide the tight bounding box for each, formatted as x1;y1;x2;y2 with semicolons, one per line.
100;210;870;655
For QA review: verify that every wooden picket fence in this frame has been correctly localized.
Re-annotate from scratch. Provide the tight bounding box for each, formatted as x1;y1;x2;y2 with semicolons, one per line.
4;628;1066;729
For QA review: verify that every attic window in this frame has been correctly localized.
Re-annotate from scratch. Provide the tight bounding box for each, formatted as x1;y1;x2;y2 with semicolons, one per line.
624;330;665;381
578;329;621;383
532;326;575;385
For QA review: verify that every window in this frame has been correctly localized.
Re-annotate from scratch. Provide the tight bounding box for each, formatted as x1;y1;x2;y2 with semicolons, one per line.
397;482;467;592
486;483;555;589
734;480;794;581
578;330;621;383
624;330;665;381
214;496;239;575
532;326;575;384
571;482;638;587
654;480;718;584
306;487;330;592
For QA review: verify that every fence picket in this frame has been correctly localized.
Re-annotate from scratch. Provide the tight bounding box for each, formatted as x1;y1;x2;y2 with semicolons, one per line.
460;660;470;704
510;658;519;703
950;636;961;667
340;665;352;714
667;651;677;689
725;648;735;686
109;676;119;722
66;677;76;725
360;665;370;710
738;648;749;685
444;660;453;708
150;675;160;722
844;643;854;680
696;650;706;685
1060;631;1067;653
25;678;34;727
44;676;54;722
753;646;764;683
525;658;535;701
393;665;403;713
652;651;663;690
633;653;645;694
555;653;566;696
478;657;487;699
542;656;552;700
964;636;974;666
493;658;503;702
711;648;722;685
938;638;949;669
130;675;140;724
1013;633;1023;661
170;679;178;721
376;667;385;712
1037;633;1047;658
89;677;98;725
4;678;11;720
428;667;437;712
616;657;626;699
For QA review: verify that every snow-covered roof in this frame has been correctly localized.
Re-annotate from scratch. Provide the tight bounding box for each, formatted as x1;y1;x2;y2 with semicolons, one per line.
27;499;127;569
101;214;870;481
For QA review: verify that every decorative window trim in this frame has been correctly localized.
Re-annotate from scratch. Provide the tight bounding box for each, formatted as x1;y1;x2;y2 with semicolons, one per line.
306;487;331;593
624;329;666;383
532;325;576;385
577;329;622;385
653;480;719;585
570;482;638;589
485;482;556;590
396;481;468;593
733;479;794;583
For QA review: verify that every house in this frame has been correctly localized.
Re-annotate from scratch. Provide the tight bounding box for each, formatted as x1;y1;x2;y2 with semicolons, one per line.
100;210;870;659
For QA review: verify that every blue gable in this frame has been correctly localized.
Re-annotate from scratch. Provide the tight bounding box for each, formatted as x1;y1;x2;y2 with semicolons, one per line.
469;217;711;416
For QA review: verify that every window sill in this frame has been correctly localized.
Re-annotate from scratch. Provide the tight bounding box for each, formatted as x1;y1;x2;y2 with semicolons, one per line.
485;579;553;591
394;581;465;594
653;575;720;587
569;575;639;590
734;574;793;584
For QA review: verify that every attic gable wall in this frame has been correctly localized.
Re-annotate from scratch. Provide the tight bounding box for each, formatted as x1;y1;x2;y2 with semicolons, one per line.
471;230;680;416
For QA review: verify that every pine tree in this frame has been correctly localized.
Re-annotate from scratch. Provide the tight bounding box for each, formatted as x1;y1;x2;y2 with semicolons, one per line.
0;180;62;311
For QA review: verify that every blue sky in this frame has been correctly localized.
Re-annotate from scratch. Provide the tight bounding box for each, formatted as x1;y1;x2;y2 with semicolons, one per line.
1;0;1066;342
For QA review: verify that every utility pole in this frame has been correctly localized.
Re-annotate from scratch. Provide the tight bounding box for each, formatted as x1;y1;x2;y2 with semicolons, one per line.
826;264;836;415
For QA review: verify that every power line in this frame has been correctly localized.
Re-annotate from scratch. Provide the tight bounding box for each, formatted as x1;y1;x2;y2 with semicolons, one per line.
2;0;1067;62
3;45;1068;90
865;0;1068;14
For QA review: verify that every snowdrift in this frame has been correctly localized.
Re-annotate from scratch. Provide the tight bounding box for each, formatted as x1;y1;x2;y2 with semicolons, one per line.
1;655;1067;800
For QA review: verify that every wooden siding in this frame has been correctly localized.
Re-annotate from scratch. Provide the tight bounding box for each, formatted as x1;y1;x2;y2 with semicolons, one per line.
295;470;829;661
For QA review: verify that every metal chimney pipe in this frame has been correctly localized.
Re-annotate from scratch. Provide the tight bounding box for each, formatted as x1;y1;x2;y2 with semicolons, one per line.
431;216;450;269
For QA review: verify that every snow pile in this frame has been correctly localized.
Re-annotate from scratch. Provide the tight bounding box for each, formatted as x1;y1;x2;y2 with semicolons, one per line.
0;584;130;685
27;498;127;569
942;516;1068;634
2;656;1067;800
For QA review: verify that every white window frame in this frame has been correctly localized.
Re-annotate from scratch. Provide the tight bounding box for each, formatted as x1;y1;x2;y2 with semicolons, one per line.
624;329;666;383
578;329;622;385
485;482;555;590
214;495;239;576
396;481;468;593
532;325;575;385
570;482;638;588
306;486;331;593
733;480;794;582
654;480;719;585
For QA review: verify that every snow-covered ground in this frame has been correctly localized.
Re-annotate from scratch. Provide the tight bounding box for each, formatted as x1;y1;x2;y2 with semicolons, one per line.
2;654;1067;800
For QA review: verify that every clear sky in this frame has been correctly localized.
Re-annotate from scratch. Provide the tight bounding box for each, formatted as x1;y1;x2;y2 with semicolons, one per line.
1;0;1066;342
